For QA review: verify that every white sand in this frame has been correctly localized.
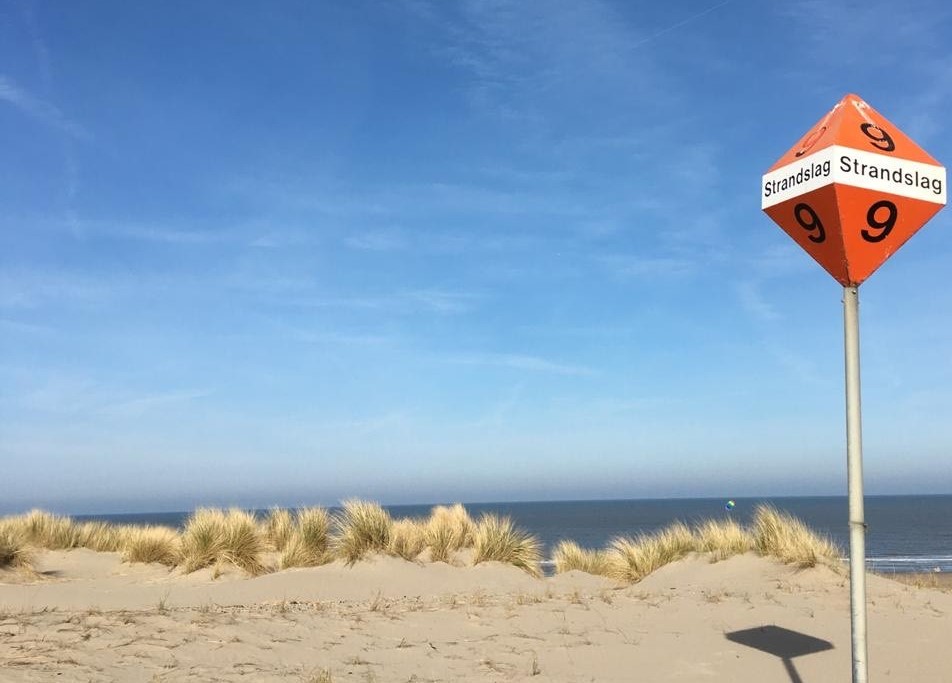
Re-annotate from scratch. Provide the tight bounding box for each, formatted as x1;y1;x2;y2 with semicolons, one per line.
2;551;950;681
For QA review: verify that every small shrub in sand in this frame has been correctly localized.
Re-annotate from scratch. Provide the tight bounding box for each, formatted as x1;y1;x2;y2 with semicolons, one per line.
264;508;295;552
608;522;696;584
753;505;841;568
472;514;542;577
0;527;33;570
120;526;180;566
389;518;427;561
334;499;392;564
552;540;612;576
424;504;475;563
695;518;755;562
180;508;267;575
280;507;332;569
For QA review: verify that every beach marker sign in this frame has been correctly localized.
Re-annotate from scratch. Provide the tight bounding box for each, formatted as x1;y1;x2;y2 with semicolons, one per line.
762;93;946;285
761;94;946;683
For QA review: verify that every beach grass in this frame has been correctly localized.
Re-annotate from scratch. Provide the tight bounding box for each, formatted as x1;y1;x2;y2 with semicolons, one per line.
389;518;427;561
695;518;755;561
334;499;392;564
0;526;33;570
280;507;333;569
608;522;696;583
120;525;180;566
1;502;843;581
180;508;267;575
472;513;542;577
425;503;475;563
263;508;295;552
752;504;841;569
552;540;612;576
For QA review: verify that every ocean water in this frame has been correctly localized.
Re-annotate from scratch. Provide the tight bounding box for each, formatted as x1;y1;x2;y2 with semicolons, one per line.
76;495;952;574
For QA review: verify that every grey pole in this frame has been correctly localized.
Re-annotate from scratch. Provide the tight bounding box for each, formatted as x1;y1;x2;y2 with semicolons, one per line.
843;285;868;683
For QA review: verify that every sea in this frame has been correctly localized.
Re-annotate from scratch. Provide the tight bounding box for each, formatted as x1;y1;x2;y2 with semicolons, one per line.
75;495;952;575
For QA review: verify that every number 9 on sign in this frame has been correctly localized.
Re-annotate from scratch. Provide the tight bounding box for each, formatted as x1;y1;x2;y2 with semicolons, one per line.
862;200;897;243
793;203;826;243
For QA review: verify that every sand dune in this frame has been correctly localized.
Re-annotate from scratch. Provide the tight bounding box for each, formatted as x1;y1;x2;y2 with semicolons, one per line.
2;550;950;681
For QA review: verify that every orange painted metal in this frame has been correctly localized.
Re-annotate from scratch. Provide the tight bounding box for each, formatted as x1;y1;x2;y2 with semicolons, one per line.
762;93;946;286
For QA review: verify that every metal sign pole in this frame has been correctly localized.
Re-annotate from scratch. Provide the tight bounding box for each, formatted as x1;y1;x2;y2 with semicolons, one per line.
843;285;868;683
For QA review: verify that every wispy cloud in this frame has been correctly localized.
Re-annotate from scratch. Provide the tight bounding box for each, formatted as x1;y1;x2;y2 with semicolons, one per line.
598;254;696;279
736;280;780;322
445;352;594;376
0;75;89;139
100;390;213;418
0;269;113;309
344;227;408;251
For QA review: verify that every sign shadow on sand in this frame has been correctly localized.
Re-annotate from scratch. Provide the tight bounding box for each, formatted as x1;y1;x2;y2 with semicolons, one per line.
726;625;834;683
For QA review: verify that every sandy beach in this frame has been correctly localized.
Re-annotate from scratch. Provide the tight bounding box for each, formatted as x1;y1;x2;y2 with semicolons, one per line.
2;549;950;682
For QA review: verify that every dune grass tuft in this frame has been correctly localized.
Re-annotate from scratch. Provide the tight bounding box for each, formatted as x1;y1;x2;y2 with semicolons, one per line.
280;507;332;569
389;518;427;561
0;527;33;570
120;526;180;566
424;503;475;562
472;513;542;577
263;508;295;552
17;509;83;549
334;499;392;564
75;521;124;552
695;518;755;562
179;508;267;575
753;504;841;568
179;508;226;573
608;522;696;584
552;540;612;576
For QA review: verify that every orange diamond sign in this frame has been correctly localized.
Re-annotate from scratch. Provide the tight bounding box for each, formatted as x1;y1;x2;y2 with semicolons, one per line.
762;93;946;286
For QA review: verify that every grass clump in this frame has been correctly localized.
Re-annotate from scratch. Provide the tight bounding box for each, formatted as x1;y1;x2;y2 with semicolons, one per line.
552;540;612;576
608;522;696;584
425;503;475;563
120;526;180;566
75;521;123;552
389;518;427;561
0;527;33;570
472;513;542;577
753;505;841;568
179;508;267;576
263;508;295;552
334;499;392;564
695;518;755;562
17;509;82;549
280;507;332;569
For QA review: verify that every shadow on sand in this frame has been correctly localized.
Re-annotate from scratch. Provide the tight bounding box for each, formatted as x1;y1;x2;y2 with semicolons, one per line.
726;625;834;683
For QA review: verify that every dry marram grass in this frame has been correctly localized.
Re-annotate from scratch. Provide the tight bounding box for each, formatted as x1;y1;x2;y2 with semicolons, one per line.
388;518;427;560
334;499;392;564
753;504;841;569
608;522;696;584
472;513;542;577
280;507;332;569
0;526;33;569
552;541;612;576
263;508;295;552
425;504;475;562
695;518;755;562
180;508;267;575
120;526;180;566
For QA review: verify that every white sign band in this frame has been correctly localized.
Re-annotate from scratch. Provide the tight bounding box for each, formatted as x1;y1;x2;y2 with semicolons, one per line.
762;145;947;209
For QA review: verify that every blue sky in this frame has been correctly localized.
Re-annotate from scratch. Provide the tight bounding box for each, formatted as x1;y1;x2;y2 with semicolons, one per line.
2;0;951;514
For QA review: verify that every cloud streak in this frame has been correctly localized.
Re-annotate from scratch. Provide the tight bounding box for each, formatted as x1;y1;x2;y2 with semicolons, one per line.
445;352;594;376
0;75;88;139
